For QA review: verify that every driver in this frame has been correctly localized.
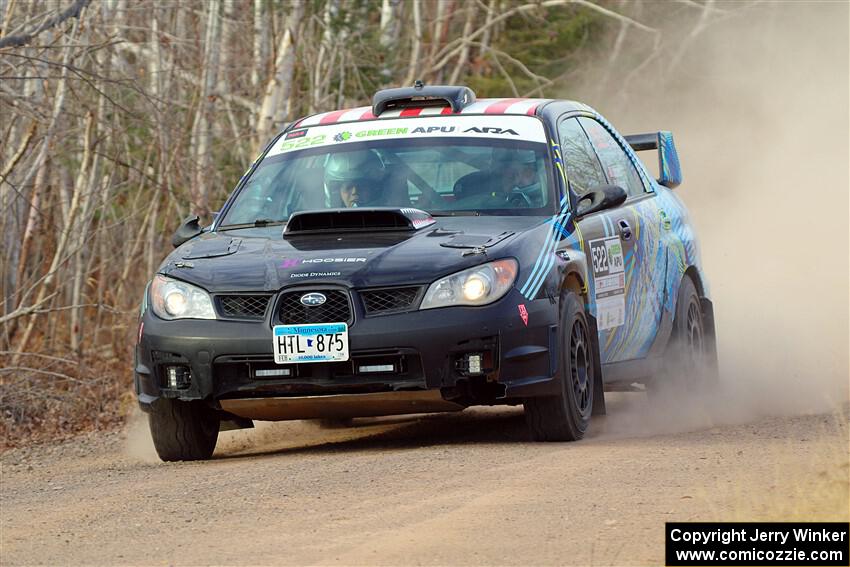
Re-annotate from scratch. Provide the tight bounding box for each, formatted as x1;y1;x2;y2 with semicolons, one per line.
324;150;386;208
501;150;539;192
493;149;540;205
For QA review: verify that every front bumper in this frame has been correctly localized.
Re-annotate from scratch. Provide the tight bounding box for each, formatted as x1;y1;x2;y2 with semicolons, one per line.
134;288;560;412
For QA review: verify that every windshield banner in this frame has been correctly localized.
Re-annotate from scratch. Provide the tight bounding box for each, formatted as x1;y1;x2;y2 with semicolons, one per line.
267;115;548;157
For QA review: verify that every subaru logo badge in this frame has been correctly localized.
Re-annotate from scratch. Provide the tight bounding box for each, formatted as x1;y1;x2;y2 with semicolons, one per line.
300;292;327;307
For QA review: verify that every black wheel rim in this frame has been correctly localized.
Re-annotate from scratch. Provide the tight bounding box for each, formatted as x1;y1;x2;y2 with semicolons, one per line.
570;317;592;415
685;298;704;371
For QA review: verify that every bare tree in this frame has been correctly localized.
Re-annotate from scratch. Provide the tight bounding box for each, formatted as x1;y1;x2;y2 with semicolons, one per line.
255;0;304;148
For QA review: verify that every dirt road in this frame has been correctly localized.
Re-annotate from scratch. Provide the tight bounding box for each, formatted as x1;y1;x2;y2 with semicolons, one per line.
2;394;847;566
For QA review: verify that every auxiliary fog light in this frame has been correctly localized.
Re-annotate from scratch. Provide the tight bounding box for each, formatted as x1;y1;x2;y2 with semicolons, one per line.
165;365;192;389
466;353;484;376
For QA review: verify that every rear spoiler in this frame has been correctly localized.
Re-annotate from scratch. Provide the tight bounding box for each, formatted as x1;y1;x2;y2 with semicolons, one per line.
624;131;682;189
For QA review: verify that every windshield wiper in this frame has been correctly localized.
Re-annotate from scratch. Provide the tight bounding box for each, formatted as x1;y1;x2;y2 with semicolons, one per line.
251;218;286;227
430;211;481;217
219;218;287;229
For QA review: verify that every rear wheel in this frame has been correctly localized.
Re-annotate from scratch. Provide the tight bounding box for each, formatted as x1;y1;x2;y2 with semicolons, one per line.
148;399;219;461
524;291;594;441
650;275;713;396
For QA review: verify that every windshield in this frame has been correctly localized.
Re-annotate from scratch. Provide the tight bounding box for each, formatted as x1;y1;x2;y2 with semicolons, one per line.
219;115;555;227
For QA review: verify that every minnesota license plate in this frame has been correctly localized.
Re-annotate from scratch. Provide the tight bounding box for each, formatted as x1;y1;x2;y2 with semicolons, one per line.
273;323;349;364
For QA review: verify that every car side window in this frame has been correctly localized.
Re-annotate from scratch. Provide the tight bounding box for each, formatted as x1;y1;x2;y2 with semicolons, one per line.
578;117;646;198
557;117;608;196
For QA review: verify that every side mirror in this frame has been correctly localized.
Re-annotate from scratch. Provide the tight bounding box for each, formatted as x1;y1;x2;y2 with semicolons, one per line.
172;215;203;248
575;185;627;217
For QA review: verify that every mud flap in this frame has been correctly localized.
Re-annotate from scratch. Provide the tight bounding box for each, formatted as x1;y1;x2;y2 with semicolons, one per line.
587;314;607;416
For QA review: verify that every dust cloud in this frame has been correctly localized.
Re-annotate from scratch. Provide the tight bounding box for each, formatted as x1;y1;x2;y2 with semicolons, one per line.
579;2;849;435
123;407;159;462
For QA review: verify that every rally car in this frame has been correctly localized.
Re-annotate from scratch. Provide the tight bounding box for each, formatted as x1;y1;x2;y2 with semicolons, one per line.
136;84;716;461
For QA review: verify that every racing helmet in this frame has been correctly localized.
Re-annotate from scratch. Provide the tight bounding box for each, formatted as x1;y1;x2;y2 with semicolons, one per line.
324;150;385;183
324;150;386;207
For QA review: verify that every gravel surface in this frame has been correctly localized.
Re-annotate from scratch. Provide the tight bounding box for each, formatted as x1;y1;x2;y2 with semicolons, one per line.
1;394;848;566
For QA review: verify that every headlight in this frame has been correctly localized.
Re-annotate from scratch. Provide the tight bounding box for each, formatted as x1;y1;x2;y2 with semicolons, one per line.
150;275;216;320
420;259;518;309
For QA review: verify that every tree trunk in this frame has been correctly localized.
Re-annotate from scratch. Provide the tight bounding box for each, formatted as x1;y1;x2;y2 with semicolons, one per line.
189;0;221;217
69;112;96;356
402;0;422;86
380;0;404;83
252;0;268;89
13;12;86;358
255;0;304;149
448;3;478;84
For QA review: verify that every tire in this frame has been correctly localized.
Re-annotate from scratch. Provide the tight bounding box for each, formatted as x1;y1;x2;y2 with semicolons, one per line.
650;275;713;396
524;291;594;441
148;399;219;461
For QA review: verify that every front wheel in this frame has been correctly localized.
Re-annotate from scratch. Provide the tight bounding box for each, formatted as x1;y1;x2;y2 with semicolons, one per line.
148;399;219;461
524;291;595;441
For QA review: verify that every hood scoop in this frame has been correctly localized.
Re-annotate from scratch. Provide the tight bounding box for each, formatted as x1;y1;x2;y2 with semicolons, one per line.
284;208;435;237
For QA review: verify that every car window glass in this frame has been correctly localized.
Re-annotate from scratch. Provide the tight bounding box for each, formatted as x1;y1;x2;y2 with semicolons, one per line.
401;148;478;195
578;117;646;197
557;117;607;196
219;139;554;225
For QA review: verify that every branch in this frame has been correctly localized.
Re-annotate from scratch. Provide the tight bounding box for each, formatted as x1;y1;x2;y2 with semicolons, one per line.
569;0;657;33
114;40;259;114
0;366;83;382
667;0;718;76
2;52;141;117
0;121;36;184
0;351;79;365
429;0;657;73
0;0;90;49
672;0;731;14
0;292;57;325
489;52;520;97
471;41;552;95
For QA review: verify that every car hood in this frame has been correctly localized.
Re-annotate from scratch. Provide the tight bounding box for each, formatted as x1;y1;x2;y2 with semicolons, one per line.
159;216;545;293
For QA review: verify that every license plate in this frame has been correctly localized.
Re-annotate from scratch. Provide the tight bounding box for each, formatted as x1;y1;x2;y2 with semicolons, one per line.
273;323;349;364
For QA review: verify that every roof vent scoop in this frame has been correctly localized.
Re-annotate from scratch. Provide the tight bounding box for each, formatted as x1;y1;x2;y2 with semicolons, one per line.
372;83;476;116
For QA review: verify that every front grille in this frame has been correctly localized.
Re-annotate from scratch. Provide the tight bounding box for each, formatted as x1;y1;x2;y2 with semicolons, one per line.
217;295;270;319
361;286;422;315
278;290;352;324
